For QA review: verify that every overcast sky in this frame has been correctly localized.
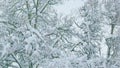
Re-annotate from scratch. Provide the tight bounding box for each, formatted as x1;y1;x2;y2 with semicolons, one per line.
54;0;85;15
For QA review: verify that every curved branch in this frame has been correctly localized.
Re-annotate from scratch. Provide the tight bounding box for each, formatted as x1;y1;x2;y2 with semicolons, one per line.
11;54;22;68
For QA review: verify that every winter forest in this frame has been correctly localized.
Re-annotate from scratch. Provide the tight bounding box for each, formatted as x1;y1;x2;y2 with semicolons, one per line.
0;0;120;68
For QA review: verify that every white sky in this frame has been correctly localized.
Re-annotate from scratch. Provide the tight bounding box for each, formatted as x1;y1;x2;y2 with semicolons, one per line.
54;0;85;15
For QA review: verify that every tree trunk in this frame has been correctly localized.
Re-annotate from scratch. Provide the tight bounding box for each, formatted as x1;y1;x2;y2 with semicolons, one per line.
111;24;115;34
34;0;39;28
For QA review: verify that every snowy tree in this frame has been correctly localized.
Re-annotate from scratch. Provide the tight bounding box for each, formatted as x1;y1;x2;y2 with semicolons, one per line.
77;0;103;59
100;0;120;67
0;0;63;68
103;0;120;60
0;0;120;68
